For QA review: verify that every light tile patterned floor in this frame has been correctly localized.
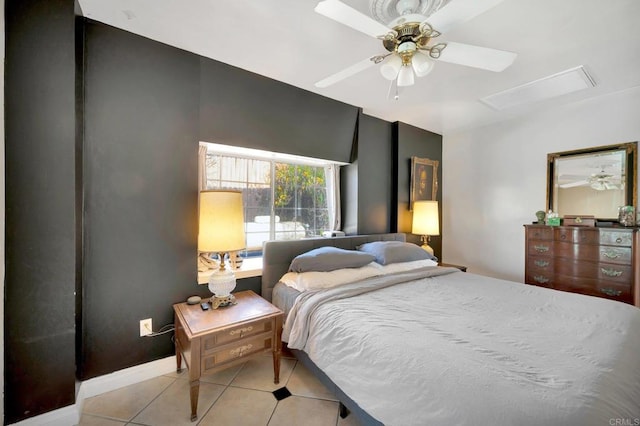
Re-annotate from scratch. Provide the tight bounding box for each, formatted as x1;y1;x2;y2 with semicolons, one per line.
79;353;363;426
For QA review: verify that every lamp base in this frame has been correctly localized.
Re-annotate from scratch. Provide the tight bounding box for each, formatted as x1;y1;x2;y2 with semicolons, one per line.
420;243;435;255
208;254;237;308
419;235;435;256
210;293;237;309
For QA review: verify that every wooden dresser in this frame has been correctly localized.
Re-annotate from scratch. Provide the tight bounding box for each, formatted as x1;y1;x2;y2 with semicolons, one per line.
524;225;639;307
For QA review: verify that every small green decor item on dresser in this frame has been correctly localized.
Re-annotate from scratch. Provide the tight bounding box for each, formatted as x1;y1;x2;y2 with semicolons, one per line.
546;211;560;226
535;210;546;223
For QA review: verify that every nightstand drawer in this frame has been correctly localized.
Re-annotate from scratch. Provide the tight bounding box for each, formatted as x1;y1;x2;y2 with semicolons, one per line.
202;332;274;373
201;317;274;353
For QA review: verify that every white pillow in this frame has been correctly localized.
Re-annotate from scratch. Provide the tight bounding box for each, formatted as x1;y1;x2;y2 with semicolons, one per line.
279;258;439;292
371;258;438;274
279;263;381;292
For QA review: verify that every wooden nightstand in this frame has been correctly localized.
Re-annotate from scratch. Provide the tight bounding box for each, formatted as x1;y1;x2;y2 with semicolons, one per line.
173;290;283;421
439;262;467;272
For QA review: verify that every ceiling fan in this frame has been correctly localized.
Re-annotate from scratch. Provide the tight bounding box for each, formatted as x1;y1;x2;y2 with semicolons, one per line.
313;0;517;92
560;169;622;191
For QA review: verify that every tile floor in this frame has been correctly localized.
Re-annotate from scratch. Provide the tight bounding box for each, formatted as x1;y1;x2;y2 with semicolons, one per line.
79;351;362;426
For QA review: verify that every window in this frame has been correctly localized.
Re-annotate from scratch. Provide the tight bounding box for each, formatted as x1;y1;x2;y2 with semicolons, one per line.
200;142;342;252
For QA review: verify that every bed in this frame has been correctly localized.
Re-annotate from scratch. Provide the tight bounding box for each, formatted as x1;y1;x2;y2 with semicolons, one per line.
262;233;640;426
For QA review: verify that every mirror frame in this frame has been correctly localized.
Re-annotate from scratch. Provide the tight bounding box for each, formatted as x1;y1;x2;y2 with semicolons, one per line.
546;142;638;221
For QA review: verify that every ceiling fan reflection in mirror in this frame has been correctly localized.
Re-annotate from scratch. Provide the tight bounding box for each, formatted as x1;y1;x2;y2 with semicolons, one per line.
560;168;623;191
314;0;517;96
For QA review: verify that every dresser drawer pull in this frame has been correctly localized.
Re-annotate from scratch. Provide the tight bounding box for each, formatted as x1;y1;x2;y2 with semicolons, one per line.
602;250;621;259
533;275;549;284
230;326;254;338
601;268;623;277
600;288;622;297
534;260;550;268
616;237;623;243
230;344;254;358
534;245;549;253
559;234;567;240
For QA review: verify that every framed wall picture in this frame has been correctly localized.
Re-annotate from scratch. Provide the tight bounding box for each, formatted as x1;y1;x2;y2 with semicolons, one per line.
410;156;439;209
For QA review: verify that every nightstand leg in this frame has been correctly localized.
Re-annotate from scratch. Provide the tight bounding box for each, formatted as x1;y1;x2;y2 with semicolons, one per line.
176;348;182;373
273;346;281;384
273;318;282;384
189;379;199;422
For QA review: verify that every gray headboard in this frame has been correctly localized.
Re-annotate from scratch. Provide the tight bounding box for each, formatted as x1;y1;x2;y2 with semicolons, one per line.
261;233;406;301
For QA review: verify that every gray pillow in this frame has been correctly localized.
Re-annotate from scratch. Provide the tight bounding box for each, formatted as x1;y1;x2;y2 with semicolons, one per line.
288;246;376;273
357;241;437;265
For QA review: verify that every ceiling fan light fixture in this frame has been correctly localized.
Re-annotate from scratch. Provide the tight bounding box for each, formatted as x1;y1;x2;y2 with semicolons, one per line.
397;64;415;87
411;51;435;77
380;54;403;80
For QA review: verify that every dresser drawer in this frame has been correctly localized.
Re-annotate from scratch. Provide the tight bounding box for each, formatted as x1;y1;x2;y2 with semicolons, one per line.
527;241;553;256
555;260;632;284
553;242;632;265
525;271;553;287
527;227;553;240
598;264;633;284
202;318;274;354
526;256;553;272
201;333;274;374
600;230;633;247
599;246;632;265
555;228;599;244
554;277;632;304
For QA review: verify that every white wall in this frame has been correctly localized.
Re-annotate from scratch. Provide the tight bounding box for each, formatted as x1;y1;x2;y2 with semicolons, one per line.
442;86;640;282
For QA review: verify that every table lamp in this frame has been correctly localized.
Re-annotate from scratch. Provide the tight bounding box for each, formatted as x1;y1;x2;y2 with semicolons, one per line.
198;190;246;308
412;200;440;256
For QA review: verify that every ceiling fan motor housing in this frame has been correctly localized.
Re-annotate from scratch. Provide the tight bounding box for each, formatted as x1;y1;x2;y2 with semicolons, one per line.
383;22;425;52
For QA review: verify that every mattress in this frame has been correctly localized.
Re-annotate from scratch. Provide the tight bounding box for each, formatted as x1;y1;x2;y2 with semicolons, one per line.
272;281;301;318
279;266;640;426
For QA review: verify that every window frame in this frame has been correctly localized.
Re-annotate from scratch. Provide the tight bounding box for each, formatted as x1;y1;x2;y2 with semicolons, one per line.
201;142;342;253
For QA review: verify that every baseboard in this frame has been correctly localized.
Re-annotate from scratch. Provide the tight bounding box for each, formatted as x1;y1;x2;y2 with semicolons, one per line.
8;405;79;426
9;355;178;426
77;355;178;401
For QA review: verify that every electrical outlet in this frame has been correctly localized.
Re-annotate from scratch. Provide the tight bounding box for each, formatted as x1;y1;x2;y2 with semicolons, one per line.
139;318;152;337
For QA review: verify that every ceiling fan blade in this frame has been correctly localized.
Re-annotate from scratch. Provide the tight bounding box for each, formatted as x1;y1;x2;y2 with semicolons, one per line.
437;42;516;72
315;0;391;38
427;0;506;33
315;56;377;88
560;180;589;189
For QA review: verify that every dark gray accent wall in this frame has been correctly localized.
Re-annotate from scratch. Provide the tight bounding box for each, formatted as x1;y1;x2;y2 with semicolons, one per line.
80;21;361;380
199;58;359;163
342;113;393;234
392;122;443;259
4;0;77;422
81;22;201;379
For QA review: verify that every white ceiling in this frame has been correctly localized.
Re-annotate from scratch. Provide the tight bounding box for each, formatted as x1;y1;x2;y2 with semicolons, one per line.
76;0;640;135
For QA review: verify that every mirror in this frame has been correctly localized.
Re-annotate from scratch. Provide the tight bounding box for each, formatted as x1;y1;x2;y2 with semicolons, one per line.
547;142;637;221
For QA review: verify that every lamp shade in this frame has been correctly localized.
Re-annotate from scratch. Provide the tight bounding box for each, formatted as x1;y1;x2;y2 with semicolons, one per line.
198;190;246;253
397;64;415;87
411;51;435;77
412;200;440;236
380;54;402;80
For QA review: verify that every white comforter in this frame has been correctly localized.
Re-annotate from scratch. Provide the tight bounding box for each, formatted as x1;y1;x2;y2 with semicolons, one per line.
283;267;640;426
